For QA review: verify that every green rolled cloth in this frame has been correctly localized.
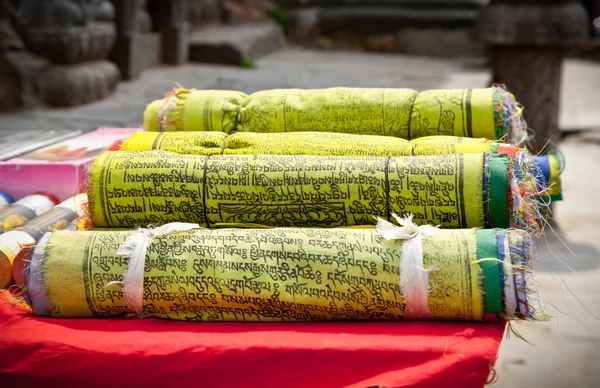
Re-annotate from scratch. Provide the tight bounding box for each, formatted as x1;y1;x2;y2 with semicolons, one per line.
143;86;526;143
88;150;542;233
27;227;534;322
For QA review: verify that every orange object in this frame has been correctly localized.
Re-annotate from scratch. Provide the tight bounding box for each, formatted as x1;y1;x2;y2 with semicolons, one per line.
497;144;518;157
9;244;33;287
108;139;124;151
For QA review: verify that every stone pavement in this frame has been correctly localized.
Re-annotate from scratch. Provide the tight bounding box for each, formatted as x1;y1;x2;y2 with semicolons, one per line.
1;47;599;386
0;48;479;132
1;48;598;133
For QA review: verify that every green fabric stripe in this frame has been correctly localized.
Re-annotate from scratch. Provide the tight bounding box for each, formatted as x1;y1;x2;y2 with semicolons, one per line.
488;154;510;228
477;229;502;314
489;142;499;154
550;193;563;202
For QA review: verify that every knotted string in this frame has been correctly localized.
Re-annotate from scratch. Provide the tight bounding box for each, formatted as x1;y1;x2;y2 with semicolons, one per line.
375;213;437;320
231;102;244;133
106;223;199;316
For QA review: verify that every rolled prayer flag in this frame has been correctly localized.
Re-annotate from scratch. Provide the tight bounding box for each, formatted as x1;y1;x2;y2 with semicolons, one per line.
533;154;563;202
114;131;551;206
0;194;88;289
143;86;526;143
0;192;13;211
26;224;534;322
0;192;59;234
88;150;542;234
118;131;518;157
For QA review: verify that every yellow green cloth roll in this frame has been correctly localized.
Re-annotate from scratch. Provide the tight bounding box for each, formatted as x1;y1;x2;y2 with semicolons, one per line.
27;227;534;321
87;150;540;232
143;86;526;143
116;132;554;209
120;131;510;157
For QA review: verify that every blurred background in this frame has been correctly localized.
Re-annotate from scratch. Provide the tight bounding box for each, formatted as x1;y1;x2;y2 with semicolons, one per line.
0;1;599;387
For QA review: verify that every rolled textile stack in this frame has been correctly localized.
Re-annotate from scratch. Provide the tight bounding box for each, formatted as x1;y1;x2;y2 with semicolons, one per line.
143;86;527;144
27;226;534;322
22;85;548;324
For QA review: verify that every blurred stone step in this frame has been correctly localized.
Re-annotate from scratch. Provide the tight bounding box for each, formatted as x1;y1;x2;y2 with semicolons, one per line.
189;22;286;66
187;0;223;27
316;7;479;34
286;6;483;56
285;0;487;10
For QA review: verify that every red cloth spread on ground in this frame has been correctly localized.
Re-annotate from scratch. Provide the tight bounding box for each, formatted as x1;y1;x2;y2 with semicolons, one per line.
0;298;505;388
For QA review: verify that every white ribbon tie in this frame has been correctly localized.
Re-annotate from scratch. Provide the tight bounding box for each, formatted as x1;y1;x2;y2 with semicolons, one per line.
107;222;200;316
376;213;437;320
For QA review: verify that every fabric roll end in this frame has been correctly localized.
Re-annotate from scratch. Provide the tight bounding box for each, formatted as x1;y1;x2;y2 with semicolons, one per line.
143;99;163;132
509;229;538;320
86;152;111;228
492;85;528;145
511;151;549;237
25;233;53;317
144;87;195;132
499;229;540;321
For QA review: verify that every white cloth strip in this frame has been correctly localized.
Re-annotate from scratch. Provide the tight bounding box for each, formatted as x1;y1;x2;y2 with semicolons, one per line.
511;233;529;317
375;213;437;320
111;223;199;316
502;233;518;318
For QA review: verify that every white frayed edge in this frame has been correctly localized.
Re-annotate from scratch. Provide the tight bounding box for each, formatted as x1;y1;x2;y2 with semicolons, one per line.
375;213;437;320
511;232;529;317
106;223;200;316
502;233;518;318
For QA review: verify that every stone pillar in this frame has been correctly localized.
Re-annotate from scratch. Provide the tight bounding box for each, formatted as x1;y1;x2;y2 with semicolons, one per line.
160;0;189;65
476;0;588;153
148;0;189;65
187;0;222;28
21;0;120;107
0;0;49;110
110;0;164;80
111;0;142;80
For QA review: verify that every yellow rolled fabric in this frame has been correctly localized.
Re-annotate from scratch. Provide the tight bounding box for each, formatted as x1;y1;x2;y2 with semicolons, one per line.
86;150;537;231
120;131;509;157
143;86;526;143
26;227;534;321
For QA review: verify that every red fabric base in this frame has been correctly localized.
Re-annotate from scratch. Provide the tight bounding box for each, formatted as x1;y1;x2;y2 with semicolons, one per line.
0;299;505;388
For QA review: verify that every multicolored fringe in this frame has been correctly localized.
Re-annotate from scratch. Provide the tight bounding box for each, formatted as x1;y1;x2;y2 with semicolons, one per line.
500;229;537;319
0;288;32;313
155;88;181;132
491;84;527;145
482;152;544;236
511;151;550;237
149;88;245;133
